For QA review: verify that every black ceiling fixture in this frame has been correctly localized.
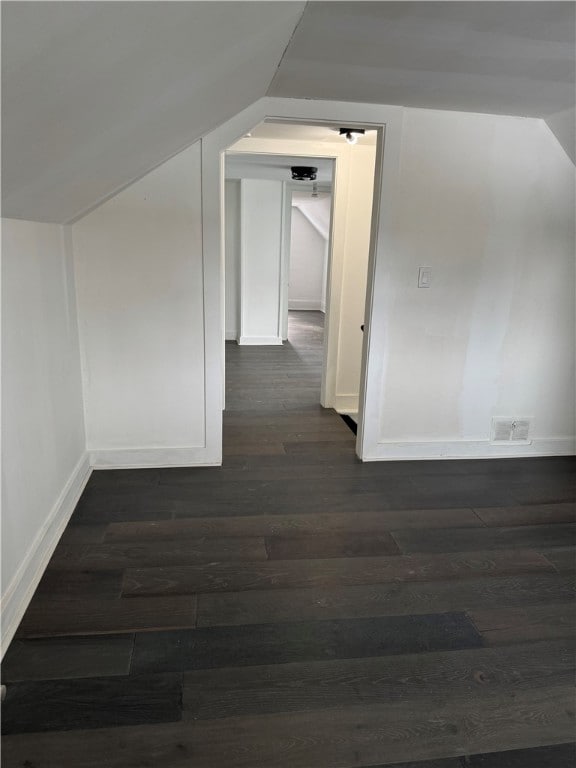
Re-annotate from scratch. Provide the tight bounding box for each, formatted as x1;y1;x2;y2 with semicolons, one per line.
291;166;318;181
339;128;365;145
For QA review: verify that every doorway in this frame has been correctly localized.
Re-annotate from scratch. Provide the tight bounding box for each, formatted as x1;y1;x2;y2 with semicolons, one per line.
224;147;336;419
200;101;398;465
221;120;377;435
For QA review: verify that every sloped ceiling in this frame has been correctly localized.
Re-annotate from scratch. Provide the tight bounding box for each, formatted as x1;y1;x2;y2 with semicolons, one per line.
1;1;305;223
3;2;574;224
270;2;575;118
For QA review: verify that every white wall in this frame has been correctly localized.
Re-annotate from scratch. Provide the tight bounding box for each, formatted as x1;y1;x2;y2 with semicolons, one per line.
239;179;284;345
1;218;88;651
225;180;241;340
370;109;575;458
72;143;208;468
289;205;327;311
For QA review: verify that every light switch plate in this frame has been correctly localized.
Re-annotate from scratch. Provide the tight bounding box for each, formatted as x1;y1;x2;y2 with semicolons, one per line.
418;267;432;288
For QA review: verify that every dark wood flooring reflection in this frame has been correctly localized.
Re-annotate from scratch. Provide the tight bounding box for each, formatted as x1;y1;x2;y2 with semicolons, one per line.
2;312;575;767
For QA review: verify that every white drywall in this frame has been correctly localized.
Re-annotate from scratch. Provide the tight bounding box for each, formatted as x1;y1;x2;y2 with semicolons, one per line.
270;3;575;119
1;218;88;651
293;193;332;240
225;181;241;340
289;205;327;311
72;143;208;467
239;179;285;345
370;109;575;458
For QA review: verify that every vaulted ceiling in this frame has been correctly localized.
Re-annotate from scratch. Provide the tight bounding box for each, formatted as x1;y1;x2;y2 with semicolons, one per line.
2;2;574;224
1;1;305;223
271;2;575;117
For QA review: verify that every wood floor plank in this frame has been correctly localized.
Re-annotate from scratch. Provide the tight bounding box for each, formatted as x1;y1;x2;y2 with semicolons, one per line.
122;550;554;597
1;673;182;734
2;686;574;768
468;603;576;645
265;532;401;559
57;525;109;545
462;743;576;767
391;524;576;554
196;573;575;627
283;439;357;454
34;569;123;598
131;612;483;674
104;508;482;543
47;537;267;571
1;635;134;682
16;595;197;638
541;548;576;575
357;761;460;768
182;638;575;720
473;503;576;527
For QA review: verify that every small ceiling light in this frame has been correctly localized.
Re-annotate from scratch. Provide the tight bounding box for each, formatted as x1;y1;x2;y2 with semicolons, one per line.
291;166;318;181
339;128;365;145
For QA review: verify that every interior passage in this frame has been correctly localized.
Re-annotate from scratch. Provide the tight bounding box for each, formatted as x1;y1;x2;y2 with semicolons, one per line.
2;310;575;767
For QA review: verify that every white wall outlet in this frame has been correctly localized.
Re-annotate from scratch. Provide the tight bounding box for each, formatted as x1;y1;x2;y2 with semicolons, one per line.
418;267;432;288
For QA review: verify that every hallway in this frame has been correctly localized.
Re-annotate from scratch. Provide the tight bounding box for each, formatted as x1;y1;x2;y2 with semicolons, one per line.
1;311;575;767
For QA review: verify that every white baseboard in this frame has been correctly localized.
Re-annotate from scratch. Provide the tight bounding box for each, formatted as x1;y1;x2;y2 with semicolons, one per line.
288;300;323;311
89;446;220;469
1;452;92;656
239;336;283;346
225;330;238;341
363;437;576;462
333;394;360;414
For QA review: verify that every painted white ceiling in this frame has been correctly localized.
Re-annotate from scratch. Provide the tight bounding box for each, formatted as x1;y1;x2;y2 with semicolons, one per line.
247;121;378;145
270;2;576;117
2;2;574;223
225;152;334;184
1;1;305;223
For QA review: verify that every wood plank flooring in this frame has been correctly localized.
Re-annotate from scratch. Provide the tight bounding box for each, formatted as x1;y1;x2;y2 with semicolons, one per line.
2;311;575;767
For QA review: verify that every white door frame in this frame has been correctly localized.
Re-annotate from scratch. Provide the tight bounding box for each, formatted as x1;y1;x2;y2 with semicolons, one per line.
201;97;404;462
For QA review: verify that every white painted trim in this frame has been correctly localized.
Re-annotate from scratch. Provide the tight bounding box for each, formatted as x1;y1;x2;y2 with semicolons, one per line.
1;453;92;656
89;446;218;469
357;115;404;463
363;437;576;462
200;136;225;464
280;183;292;342
289;300;324;310
238;336;283;346
225;330;238;341
333;394;360;414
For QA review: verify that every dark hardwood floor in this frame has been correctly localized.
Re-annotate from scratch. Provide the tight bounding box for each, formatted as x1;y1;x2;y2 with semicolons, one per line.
2;311;575;767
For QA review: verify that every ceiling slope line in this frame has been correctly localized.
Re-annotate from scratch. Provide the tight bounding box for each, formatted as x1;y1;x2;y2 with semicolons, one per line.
266;2;309;96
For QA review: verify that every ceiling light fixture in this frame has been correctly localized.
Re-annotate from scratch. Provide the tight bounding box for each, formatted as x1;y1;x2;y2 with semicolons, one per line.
291;166;318;181
339;128;365;145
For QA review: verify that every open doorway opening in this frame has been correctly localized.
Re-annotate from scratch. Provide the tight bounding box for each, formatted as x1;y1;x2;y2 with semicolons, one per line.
220;119;378;455
224;149;334;414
